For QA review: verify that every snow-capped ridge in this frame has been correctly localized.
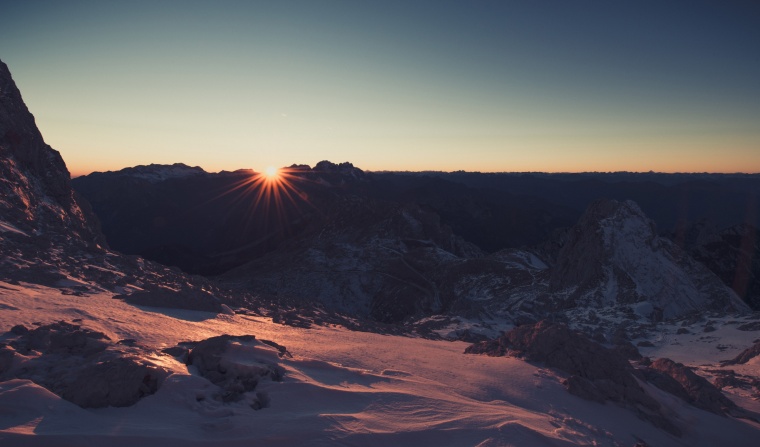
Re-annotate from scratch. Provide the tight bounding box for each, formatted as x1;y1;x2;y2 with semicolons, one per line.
90;163;207;183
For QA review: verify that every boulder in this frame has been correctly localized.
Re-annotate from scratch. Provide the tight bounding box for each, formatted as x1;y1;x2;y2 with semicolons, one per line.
186;335;283;406
647;358;736;416
2;322;168;408
721;340;760;366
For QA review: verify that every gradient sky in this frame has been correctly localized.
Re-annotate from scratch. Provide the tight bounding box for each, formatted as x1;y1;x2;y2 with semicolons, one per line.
1;1;759;175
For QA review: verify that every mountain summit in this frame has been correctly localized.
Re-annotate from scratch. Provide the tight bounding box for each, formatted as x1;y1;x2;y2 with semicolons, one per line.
550;199;747;318
0;60;103;246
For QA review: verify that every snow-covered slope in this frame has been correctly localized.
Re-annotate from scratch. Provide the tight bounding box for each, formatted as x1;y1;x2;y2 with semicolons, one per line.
2;282;760;447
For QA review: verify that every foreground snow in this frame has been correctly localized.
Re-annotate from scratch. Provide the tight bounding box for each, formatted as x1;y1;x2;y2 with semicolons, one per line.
1;282;759;446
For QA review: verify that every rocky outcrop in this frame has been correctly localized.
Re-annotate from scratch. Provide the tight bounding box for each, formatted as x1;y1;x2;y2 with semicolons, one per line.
673;221;760;310
644;358;738;417
2;324;289;410
2;322;169;408
549;199;747;318
176;335;284;408
466;320;760;434
0;60;246;313
466;321;680;435
722;340;760;366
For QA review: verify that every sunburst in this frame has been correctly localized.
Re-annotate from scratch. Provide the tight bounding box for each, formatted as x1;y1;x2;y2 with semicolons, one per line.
207;166;313;240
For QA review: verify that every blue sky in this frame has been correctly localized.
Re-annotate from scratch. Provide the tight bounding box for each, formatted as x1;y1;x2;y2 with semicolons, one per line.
2;1;759;174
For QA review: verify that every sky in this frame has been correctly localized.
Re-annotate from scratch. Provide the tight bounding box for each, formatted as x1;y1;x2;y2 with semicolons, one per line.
1;0;759;176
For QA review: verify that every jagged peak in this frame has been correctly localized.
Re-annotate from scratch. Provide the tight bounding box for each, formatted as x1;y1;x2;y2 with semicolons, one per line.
581;199;650;227
313;160;363;174
0;59;105;247
550;198;746;318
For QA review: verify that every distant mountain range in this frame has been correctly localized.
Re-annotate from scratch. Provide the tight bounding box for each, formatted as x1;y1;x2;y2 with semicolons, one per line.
72;162;760;318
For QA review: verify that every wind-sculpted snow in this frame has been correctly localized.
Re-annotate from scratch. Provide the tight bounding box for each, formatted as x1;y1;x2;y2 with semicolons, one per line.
2;283;760;446
466;321;682;435
467;321;760;436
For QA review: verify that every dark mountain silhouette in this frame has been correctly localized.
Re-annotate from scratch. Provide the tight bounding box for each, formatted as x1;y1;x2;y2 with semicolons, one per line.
72;164;578;275
73;161;760;313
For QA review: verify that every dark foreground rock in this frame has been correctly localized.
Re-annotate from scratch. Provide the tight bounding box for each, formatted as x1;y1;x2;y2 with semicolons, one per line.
1;323;290;411
1;322;169;408
722;340;760;366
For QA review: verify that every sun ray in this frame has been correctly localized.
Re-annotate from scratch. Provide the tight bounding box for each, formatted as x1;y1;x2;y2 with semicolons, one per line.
198;166;320;245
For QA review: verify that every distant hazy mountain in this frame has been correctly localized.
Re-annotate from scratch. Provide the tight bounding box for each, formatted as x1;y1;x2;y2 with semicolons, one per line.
74;160;760;314
72;163;578;275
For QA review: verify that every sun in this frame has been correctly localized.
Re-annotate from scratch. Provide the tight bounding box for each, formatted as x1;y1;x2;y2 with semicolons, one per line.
264;166;279;179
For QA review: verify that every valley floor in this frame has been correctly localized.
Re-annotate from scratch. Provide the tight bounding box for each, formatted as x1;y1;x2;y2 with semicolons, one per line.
1;281;759;446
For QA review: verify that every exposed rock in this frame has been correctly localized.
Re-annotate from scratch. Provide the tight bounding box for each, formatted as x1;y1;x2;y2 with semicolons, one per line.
57;356;165;408
11;321;110;356
613;342;642;361
711;369;760;392
549;200;747;318
162;345;191;361
737;321;760;331
466;321;679;435
0;59;105;247
646;358;737;416
186;335;283;406
722;340;760;366
674;222;760;309
9;324;28;335
106;163;206;183
1;322;169;408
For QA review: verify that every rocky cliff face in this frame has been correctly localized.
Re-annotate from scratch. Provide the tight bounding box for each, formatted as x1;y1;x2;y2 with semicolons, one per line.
0;60;241;313
549;200;748;318
672;221;760;310
0;60;104;247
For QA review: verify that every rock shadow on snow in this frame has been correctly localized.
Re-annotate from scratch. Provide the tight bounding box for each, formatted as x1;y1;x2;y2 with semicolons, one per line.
466;320;760;436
